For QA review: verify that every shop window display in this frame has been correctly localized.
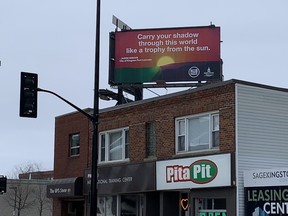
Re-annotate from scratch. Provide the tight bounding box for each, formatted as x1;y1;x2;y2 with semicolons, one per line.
97;196;117;216
195;198;226;216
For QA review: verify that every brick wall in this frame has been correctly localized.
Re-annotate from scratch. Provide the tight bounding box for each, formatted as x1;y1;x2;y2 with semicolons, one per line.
98;82;236;161
54;82;236;178
54;109;92;179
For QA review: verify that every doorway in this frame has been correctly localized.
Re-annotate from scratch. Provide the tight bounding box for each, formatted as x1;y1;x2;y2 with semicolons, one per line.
67;201;84;216
120;194;144;216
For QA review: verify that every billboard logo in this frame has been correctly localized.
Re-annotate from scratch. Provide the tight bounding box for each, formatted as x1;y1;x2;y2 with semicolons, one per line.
204;67;214;77
188;66;200;78
166;159;218;184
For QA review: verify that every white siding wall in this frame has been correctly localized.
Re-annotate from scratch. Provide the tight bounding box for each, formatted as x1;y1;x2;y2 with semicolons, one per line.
236;83;288;215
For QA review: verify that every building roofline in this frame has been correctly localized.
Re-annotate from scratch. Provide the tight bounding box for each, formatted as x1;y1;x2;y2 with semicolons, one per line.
100;79;288;113
55;108;93;119
55;79;288;117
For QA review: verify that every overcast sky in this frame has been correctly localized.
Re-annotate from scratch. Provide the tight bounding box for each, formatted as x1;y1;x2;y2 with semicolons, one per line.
1;0;288;177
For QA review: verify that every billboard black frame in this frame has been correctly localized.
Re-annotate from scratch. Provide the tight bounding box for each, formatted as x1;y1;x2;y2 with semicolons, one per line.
108;25;223;88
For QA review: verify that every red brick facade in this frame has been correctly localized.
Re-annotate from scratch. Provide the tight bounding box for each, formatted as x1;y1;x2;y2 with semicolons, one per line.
53;82;236;176
52;81;236;216
97;82;235;162
54;109;93;179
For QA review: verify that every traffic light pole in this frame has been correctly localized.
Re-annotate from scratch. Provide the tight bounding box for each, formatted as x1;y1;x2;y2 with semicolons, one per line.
37;82;99;216
37;88;95;123
43;0;101;213
90;0;101;215
21;0;101;214
38;85;100;216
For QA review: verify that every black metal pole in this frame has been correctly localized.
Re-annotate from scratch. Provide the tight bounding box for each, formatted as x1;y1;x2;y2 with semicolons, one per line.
90;0;100;215
37;88;95;123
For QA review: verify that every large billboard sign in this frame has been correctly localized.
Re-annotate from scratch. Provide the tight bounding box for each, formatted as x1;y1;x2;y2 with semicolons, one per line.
110;26;221;84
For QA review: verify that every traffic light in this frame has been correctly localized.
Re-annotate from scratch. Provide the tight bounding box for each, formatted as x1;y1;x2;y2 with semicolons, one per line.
19;72;38;118
0;175;7;193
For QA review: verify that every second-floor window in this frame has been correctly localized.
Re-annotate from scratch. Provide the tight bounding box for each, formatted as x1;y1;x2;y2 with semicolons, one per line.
146;121;156;157
176;112;219;153
69;133;80;156
99;128;129;163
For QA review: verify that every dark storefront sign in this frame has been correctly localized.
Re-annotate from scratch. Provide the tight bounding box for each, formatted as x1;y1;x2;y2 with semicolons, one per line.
244;168;288;216
84;161;156;195
47;177;83;198
245;186;288;216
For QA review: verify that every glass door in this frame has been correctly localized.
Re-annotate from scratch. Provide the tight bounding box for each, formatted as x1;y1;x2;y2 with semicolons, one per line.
180;193;190;216
120;194;144;216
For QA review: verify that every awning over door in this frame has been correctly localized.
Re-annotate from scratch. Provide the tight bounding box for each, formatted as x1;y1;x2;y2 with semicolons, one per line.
47;177;83;198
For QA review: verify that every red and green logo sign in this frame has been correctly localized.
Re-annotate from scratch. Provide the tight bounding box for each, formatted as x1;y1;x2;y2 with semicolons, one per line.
190;160;218;184
166;159;218;184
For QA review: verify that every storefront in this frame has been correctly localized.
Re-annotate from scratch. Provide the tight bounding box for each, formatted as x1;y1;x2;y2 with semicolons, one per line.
84;161;157;216
244;167;288;216
156;153;236;216
47;177;85;216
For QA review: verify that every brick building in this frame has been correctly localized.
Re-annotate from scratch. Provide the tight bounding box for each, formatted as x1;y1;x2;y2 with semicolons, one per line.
47;79;288;216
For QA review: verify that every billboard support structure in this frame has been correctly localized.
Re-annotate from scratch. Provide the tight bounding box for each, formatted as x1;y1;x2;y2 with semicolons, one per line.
108;16;143;104
112;15;132;31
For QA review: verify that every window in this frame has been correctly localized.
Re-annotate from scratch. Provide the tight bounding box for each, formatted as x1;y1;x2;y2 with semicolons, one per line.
99;128;129;163
195;198;226;215
69;133;80;156
212;114;219;148
176;112;219;153
121;194;144;216
97;195;144;216
97;196;117;216
146;121;156;157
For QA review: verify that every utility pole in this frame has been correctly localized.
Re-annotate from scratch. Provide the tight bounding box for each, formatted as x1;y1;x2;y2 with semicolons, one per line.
90;0;101;215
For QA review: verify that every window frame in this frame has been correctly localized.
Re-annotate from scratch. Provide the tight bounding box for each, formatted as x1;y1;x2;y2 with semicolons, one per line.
146;121;156;158
69;133;80;157
99;127;129;163
175;112;219;153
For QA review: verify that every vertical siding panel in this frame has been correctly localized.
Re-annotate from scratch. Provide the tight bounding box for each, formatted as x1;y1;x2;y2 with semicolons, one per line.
236;84;288;215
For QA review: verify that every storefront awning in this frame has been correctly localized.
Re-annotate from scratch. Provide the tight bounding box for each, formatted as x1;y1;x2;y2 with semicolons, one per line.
84;161;156;195
47;177;83;198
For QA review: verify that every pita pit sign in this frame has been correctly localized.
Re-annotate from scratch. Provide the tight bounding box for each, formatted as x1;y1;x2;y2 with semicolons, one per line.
156;154;231;190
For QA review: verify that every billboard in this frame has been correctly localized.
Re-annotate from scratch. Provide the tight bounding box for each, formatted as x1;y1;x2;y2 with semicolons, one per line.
109;26;221;85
